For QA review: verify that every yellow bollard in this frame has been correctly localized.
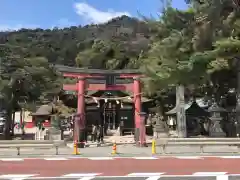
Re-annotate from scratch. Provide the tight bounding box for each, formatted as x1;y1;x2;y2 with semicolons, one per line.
111;141;117;155
73;141;80;155
152;139;156;155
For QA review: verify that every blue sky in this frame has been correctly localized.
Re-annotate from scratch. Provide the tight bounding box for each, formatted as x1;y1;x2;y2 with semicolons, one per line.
1;0;188;30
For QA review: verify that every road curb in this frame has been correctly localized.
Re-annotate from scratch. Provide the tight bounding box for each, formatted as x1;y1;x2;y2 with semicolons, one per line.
67;141;152;148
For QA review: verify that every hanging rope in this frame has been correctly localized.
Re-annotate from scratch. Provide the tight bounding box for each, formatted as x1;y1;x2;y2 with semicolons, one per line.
77;92;145;114
85;94;132;100
84;92;144;101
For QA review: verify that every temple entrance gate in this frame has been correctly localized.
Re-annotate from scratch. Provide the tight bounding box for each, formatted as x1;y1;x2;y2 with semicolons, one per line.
56;65;146;146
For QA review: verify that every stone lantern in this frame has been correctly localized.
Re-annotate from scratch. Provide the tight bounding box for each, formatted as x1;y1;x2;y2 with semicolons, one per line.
208;102;227;137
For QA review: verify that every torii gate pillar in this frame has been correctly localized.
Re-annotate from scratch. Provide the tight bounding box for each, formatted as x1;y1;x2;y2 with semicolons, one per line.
133;76;146;146
74;77;86;146
77;77;85;116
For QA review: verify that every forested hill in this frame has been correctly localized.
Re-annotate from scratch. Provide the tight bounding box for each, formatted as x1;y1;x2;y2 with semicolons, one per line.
1;15;150;69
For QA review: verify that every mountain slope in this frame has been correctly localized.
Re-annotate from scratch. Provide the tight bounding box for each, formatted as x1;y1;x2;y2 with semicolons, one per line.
1;16;150;68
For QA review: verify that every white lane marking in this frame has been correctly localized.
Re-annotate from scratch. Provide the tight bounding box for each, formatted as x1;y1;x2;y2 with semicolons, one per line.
43;158;68;161
9;175;239;179
63;173;100;177
0;174;37;180
134;157;158;160
175;156;202;159
68;156;85;159
78;177;95;180
0;158;24;161
127;173;165;176
88;157;114;160
146;176;161;180
219;156;240;159
217;175;228;180
193;172;227;176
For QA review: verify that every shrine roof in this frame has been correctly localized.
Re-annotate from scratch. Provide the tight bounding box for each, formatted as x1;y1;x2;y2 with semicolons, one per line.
31;105;53;116
55;65;142;75
166;100;209;115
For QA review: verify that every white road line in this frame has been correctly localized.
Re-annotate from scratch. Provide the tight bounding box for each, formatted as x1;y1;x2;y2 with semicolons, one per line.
219;156;240;159
193;172;227;176
127;173;165;176
88;157;114;160
26;177;64;179
0;158;24;161
217;175;229;180
63;173;101;177
68;156;85;159
43;158;68;160
0;174;37;180
134;157;158;160
78;177;96;180
175;156;202;159
145;176;161;180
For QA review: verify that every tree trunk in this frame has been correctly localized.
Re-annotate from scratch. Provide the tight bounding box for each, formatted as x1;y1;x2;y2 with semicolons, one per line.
155;99;164;117
235;64;240;137
20;109;25;140
4;108;12;140
12;111;15;136
61;129;64;140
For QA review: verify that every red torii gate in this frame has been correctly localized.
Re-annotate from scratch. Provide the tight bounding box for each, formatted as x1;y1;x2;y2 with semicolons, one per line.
56;65;146;146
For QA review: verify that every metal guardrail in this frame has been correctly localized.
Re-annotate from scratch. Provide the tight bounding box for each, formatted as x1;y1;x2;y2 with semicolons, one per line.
156;138;240;142
153;138;240;154
0;140;66;155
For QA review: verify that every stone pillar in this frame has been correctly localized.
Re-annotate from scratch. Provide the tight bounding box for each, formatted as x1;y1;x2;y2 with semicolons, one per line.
176;84;187;137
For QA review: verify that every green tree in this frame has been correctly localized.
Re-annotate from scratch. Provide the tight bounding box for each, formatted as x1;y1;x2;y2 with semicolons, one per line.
0;45;62;139
142;5;200;95
141;0;239;100
186;0;240;100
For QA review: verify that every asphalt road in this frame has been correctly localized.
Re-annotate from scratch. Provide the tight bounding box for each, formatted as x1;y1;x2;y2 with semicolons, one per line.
1;157;240;176
1;176;237;180
0;157;240;179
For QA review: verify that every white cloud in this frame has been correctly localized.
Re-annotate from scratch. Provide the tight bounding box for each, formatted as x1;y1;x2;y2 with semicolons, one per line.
0;24;38;32
74;2;131;24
